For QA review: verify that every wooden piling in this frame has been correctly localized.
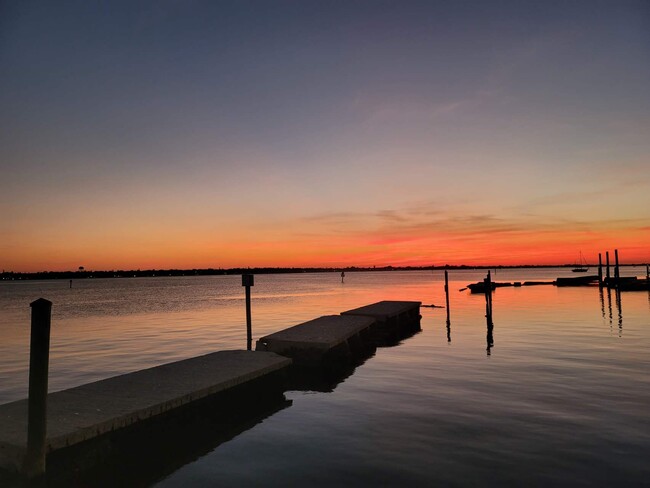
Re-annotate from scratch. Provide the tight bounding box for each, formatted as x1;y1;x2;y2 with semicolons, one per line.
485;272;494;355
484;271;493;318
242;274;254;351
444;270;450;325
614;249;620;287
22;298;52;479
606;251;611;282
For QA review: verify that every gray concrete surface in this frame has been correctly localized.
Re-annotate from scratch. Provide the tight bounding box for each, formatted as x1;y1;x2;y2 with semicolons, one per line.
255;315;375;365
0;350;291;473
341;301;421;321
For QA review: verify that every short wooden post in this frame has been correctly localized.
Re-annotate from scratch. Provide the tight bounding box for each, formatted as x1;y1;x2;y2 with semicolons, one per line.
242;274;254;350
614;249;620;287
444;270;450;325
606;251;611;284
646;264;649;281
22;298;52;479
598;253;603;287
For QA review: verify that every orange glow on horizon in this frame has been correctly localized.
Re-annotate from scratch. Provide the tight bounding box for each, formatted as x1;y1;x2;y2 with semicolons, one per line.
4;223;649;272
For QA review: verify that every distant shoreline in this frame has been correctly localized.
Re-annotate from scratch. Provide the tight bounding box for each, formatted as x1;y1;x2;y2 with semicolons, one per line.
1;264;646;281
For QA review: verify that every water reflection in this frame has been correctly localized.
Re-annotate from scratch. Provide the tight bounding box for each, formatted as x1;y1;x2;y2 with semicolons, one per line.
44;393;292;487
599;287;605;319
607;287;613;330
615;288;623;336
288;354;373;393
485;300;495;356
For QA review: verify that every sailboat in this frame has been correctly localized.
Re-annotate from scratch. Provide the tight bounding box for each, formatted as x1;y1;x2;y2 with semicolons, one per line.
572;251;589;273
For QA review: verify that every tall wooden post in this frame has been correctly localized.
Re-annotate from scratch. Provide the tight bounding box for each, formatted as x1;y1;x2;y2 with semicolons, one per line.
22;298;52;479
614;249;620;287
444;270;450;325
598;253;603;287
242;274;254;350
485;272;494;355
485;271;493;318
606;251;611;284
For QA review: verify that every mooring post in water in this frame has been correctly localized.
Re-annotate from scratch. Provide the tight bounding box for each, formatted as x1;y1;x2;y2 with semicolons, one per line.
606;251;611;284
23;298;52;479
646;264;649;281
484;271;493;318
485;272;494;355
614;249;620;287
242;274;254;350
598;253;603;287
444;270;450;325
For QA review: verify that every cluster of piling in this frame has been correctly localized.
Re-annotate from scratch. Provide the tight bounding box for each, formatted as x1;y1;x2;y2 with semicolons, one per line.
464;250;649;292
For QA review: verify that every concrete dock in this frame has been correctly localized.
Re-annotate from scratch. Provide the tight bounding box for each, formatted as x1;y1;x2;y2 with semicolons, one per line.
255;315;375;367
342;301;422;342
0;350;291;474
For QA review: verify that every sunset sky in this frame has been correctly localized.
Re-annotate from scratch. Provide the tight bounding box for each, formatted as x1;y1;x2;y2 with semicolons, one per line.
1;0;649;271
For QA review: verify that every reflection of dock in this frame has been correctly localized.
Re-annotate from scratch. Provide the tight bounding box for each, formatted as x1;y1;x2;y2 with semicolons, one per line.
49;396;292;487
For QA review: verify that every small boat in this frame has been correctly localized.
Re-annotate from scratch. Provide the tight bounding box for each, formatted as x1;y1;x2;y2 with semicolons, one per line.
572;251;589;272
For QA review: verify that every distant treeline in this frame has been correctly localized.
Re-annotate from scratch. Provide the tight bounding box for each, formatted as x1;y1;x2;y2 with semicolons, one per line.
1;263;637;281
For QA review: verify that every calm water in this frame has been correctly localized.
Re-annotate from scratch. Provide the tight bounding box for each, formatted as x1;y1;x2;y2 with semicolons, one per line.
1;268;649;486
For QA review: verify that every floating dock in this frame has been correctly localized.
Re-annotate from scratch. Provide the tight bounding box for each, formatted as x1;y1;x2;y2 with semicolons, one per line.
0;350;291;474
255;315;375;367
555;275;599;286
342;300;421;342
1;300;425;479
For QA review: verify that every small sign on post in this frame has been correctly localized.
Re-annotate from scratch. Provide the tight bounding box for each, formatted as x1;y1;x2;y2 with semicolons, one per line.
242;274;254;287
242;274;254;350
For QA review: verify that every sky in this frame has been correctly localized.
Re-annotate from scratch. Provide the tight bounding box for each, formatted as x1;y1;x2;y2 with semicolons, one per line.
1;0;649;271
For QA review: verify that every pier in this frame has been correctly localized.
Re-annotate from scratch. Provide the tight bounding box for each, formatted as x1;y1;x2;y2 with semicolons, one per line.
342;300;422;343
0;299;422;479
256;315;375;367
0;350;291;475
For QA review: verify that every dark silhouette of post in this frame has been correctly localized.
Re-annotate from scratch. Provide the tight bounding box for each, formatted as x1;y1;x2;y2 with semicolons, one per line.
606;251;611;284
614;249;620;287
598;253;603;287
242;274;254;350
341;271;345;283
69;279;72;289
484;270;493;317
23;298;52;479
646;264;649;281
444;270;450;325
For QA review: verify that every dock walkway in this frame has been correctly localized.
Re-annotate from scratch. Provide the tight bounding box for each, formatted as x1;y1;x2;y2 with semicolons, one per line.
342;300;421;341
255;315;375;366
0;350;291;473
